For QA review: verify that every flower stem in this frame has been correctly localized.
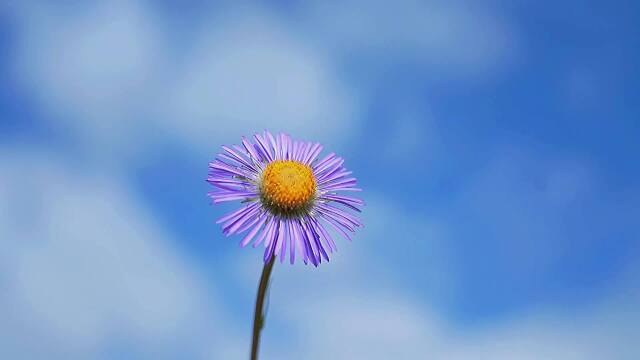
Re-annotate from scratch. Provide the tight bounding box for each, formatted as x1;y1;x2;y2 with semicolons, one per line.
250;256;276;360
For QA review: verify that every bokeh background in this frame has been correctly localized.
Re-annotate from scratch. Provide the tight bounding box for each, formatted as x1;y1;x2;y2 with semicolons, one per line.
1;1;639;359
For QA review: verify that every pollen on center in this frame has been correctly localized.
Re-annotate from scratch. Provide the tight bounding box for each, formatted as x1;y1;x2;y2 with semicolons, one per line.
261;160;316;211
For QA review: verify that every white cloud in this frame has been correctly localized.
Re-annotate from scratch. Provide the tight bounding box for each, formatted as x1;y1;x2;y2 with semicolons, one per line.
259;265;639;360
299;0;517;78
240;261;640;360
1;147;636;359
228;184;639;360
8;0;516;166
10;1;360;164
0;148;221;359
269;293;444;360
12;1;166;161
5;2;638;359
162;6;359;151
443;273;640;360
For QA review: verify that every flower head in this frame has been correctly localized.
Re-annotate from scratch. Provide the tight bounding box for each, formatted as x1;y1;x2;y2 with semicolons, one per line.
207;131;363;266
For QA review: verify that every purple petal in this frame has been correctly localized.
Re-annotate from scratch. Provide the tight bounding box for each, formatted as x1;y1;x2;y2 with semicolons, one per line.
295;142;307;162
280;133;288;160
242;137;261;164
318;169;352;184
301;141;313;164
314;157;344;177
220;147;258;173
274;217;285;259
210;192;258;203
321;180;358;192
313;152;336;171
222;145;251;165
317;203;362;228
332;187;362;192
223;206;261;235
253;143;268;163
287;220;296;264
235;211;266;234
286;134;294;160
298;219;318;266
207;178;254;187
220;203;260;228
302;142;319;164
306;217;329;262
310;216;337;252
216;203;258;224
292;141;300;162
323;177;357;188
322;194;364;206
278;220;287;263
264;218;278;248
317;209;355;232
274;133;283;160
317;212;352;241
301;219;324;265
266;131;279;160
209;161;251;178
240;216;267;247
253;218;275;248
208;182;250;192
306;143;323;165
291;220;307;264
207;178;255;192
263;220;280;262
322;197;362;213
254;133;273;162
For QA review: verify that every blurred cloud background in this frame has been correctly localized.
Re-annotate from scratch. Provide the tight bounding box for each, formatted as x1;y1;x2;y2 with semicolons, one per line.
1;0;639;359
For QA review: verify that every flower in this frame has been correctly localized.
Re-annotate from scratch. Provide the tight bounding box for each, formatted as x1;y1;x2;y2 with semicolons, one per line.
207;131;363;266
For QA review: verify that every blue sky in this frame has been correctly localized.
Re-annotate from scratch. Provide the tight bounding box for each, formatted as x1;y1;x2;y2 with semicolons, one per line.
1;0;639;359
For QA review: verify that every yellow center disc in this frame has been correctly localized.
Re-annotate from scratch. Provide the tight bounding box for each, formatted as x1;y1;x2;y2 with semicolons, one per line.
261;160;316;211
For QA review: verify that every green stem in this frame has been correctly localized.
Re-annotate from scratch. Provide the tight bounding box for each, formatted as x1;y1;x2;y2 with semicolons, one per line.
250;255;276;360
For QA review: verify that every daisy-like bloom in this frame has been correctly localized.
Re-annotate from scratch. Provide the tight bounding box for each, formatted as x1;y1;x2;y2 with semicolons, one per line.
207;131;363;266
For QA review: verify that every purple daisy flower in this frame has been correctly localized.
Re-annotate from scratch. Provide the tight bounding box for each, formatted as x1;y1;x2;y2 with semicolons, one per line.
207;131;363;266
